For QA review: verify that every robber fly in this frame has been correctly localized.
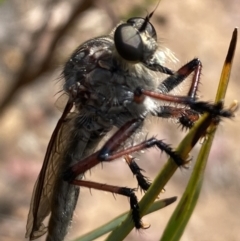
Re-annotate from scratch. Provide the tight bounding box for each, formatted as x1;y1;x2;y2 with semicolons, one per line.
25;4;233;241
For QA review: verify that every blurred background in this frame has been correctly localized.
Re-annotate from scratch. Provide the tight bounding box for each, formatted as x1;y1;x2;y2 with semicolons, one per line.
0;0;239;240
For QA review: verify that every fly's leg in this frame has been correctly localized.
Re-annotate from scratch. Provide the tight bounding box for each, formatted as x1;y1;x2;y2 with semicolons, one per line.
124;155;152;192
145;58;202;98
135;87;233;118
145;58;233;118
157;58;202;99
63;119;185;229
144;61;175;75
123;155;166;193
153;59;203;128
154;106;200;129
63;119;143;180
64;119;185;180
71;179;145;229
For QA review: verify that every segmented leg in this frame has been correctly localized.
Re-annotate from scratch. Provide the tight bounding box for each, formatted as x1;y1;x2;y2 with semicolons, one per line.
63;119;185;228
71;179;143;228
158;58;202;100
124;155;152;192
64;119;184;181
135;88;232;118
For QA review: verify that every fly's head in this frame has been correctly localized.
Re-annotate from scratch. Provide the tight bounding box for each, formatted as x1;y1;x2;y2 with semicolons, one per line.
114;13;158;63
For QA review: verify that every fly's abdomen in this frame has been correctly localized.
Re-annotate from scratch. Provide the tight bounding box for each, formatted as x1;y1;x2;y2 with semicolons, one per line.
46;121;107;241
46;180;79;241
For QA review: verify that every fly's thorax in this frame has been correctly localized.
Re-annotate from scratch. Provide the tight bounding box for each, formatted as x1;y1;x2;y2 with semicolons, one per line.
63;37;114;95
62;29;164;128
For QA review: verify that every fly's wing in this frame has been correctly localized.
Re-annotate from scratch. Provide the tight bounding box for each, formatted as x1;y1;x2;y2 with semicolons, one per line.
26;100;74;240
25;36;114;240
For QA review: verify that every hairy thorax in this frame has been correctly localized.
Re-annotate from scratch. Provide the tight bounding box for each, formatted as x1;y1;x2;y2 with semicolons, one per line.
63;37;159;130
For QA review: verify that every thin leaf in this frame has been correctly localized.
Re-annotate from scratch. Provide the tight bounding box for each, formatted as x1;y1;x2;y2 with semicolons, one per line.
74;197;177;241
160;28;238;241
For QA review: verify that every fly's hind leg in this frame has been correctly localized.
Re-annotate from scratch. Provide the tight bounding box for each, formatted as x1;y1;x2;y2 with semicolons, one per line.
71;179;144;229
63;119;185;229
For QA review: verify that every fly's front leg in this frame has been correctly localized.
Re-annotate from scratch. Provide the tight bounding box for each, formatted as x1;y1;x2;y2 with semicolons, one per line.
135;88;233;118
157;58;202;100
146;58;233;118
154;106;200;129
154;59;203;128
145;57;202;99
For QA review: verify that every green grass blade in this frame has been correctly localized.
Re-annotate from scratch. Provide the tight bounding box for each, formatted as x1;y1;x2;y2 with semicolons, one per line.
73;197;177;241
160;120;215;241
159;28;238;241
215;28;238;101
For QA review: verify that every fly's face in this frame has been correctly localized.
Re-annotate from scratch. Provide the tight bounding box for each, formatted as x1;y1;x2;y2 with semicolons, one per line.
114;17;158;62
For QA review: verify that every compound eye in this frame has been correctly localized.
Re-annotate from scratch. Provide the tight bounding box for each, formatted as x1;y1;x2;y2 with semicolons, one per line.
114;23;143;62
